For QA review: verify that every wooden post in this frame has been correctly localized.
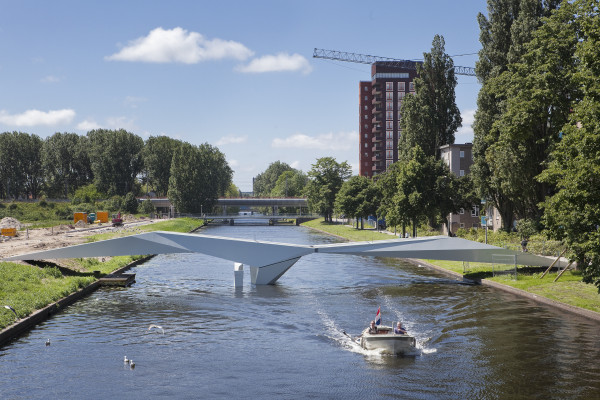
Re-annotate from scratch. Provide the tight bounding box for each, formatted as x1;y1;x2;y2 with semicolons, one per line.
553;261;574;282
541;249;567;278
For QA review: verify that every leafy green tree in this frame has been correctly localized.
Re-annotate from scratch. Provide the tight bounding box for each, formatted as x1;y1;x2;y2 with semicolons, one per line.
399;35;461;161
335;175;380;229
72;183;104;205
253;161;294;196
472;0;560;230
42;132;92;198
142;136;180;196
224;182;241;198
123;192;139;214
87;129;144;196
271;170;308;198
305;157;352;222
140;199;156;215
539;0;600;291
0;131;43;199
168;142;232;213
376;163;408;235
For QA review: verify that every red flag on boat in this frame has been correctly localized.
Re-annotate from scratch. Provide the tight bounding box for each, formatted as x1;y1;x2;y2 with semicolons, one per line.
375;307;381;326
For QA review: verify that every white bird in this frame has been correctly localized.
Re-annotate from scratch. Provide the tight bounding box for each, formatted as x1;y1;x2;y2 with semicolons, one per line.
148;324;164;334
124;356;130;364
45;339;50;346
4;305;18;319
130;360;135;369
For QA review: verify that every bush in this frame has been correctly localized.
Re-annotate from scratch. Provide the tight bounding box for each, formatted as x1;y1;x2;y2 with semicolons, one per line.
72;184;104;205
123;192;138;214
140;199;155;215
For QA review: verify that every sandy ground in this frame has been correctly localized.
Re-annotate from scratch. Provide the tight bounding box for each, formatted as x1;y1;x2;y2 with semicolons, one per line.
0;219;159;261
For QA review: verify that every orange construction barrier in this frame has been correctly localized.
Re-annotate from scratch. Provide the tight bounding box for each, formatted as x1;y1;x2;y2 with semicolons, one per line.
96;211;109;223
73;212;87;224
1;228;17;237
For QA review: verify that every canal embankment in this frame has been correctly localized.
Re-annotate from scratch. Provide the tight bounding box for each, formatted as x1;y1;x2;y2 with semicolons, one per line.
301;218;600;322
0;217;205;344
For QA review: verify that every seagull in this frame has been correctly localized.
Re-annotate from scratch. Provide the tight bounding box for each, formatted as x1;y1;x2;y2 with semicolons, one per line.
130;360;135;369
45;339;51;346
148;324;165;334
4;305;18;319
124;356;130;364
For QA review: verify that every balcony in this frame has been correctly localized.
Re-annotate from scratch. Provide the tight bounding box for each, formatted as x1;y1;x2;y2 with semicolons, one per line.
371;115;382;124
372;163;384;172
372;144;383;152
371;154;382;162
371;96;383;105
371;85;381;96
372;107;383;115
371;124;382;134
371;135;383;143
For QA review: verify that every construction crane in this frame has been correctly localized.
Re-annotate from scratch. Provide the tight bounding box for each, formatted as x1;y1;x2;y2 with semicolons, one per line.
313;48;476;77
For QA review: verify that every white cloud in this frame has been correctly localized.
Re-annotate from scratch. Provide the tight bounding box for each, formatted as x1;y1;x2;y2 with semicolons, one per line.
290;161;300;169
76;120;101;131
272;131;357;151
105;27;254;64
124;96;147;108
237;53;312;74
456;109;476;141
228;159;240;168
41;75;60;83
76;116;138;132
216;135;248;146
0;108;75;127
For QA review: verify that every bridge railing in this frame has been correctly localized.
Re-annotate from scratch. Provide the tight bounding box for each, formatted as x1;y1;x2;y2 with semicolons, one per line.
175;213;321;219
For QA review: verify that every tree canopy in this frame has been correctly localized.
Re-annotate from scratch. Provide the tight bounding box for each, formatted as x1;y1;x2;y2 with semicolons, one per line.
253;161;294;196
305;157;352;222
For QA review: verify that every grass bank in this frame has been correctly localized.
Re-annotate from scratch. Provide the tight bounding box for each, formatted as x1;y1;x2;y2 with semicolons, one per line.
301;218;600;314
0;218;204;330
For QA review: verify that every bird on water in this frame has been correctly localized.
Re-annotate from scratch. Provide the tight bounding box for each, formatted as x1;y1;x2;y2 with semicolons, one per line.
45;339;51;346
148;324;165;334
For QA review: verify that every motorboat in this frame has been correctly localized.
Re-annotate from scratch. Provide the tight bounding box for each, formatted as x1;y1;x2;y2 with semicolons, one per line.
359;325;416;355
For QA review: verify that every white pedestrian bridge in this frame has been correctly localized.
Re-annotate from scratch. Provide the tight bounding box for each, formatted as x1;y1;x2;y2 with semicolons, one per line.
4;232;564;286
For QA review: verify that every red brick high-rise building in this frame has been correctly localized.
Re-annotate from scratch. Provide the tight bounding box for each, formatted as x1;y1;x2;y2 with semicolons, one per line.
358;62;419;177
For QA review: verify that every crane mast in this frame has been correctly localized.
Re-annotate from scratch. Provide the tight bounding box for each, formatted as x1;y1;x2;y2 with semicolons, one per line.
312;48;476;77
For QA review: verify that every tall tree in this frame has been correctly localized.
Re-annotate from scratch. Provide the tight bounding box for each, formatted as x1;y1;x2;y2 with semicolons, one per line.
142;136;180;196
168;142;232;213
253;161;294;196
399;35;461;161
472;0;560;230
87;129;144;196
305;157;352;222
0;132;43;199
539;0;600;291
335;175;380;229
270;170;308;198
42;132;92;198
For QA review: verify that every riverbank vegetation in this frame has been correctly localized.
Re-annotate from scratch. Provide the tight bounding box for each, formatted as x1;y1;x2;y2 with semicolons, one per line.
0;218;204;330
302;218;600;313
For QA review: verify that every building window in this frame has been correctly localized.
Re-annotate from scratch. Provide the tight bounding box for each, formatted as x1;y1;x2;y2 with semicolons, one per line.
460;223;465;228
386;159;393;168
386;121;393;130
386;92;394;101
459;208;464;214
460;170;465;176
398;82;406;91
364;133;368;138
386;150;394;159
398;91;406;99
460;150;465;158
398;122;402;129
398;112;402;120
365;96;368;100
364;124;368;129
386;102;394;110
397;100;402;108
364;152;368;157
364;105;368;110
386;141;394;149
364;86;368;91
471;206;479;217
473;223;479;228
364;115;369;120
365;143;368;148
386;131;393;139
386;111;393;120
409;82;415;91
386;82;393;91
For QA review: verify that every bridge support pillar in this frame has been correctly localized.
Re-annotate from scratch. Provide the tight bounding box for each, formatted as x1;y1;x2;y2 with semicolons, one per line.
234;262;243;287
229;219;234;226
250;257;301;285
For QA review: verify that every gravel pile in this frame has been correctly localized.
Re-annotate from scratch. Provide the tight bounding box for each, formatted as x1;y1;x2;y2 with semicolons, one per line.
0;217;21;230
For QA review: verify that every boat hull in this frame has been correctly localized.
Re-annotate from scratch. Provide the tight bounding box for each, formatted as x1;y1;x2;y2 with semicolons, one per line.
359;326;416;355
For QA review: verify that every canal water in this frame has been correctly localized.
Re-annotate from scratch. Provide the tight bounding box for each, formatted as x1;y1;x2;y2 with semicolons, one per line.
1;225;599;399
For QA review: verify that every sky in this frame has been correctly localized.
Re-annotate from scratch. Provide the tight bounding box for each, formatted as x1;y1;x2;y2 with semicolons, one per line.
0;0;485;192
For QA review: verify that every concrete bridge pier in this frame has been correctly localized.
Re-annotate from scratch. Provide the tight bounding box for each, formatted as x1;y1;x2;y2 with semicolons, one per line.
234;262;244;287
250;257;301;285
229;219;234;226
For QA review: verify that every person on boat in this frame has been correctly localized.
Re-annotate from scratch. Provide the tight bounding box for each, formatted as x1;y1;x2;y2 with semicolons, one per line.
394;322;407;335
368;320;378;334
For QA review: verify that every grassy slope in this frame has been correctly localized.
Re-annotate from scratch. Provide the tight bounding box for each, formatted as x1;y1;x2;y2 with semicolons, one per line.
301;218;600;313
0;218;204;329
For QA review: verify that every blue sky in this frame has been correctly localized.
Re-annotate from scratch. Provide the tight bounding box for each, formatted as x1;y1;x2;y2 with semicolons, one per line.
0;0;484;192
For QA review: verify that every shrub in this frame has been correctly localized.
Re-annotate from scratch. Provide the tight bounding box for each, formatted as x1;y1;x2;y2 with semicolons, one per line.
140;199;155;215
123;192;138;214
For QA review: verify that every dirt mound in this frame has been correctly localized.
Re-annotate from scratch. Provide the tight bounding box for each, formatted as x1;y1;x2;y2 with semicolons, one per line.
123;214;137;222
75;220;87;228
0;217;21;230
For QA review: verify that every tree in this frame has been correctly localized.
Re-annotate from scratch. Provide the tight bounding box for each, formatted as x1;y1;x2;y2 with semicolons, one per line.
376;162;408;235
305;157;352;222
399;35;461;161
0;131;43;199
168;142;232;213
472;0;560;230
271;170;308;198
253;161;294;196
42;132;92;198
539;0;600;291
87;129;144;196
123;192;139;214
335;176;379;229
142;136;180;196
